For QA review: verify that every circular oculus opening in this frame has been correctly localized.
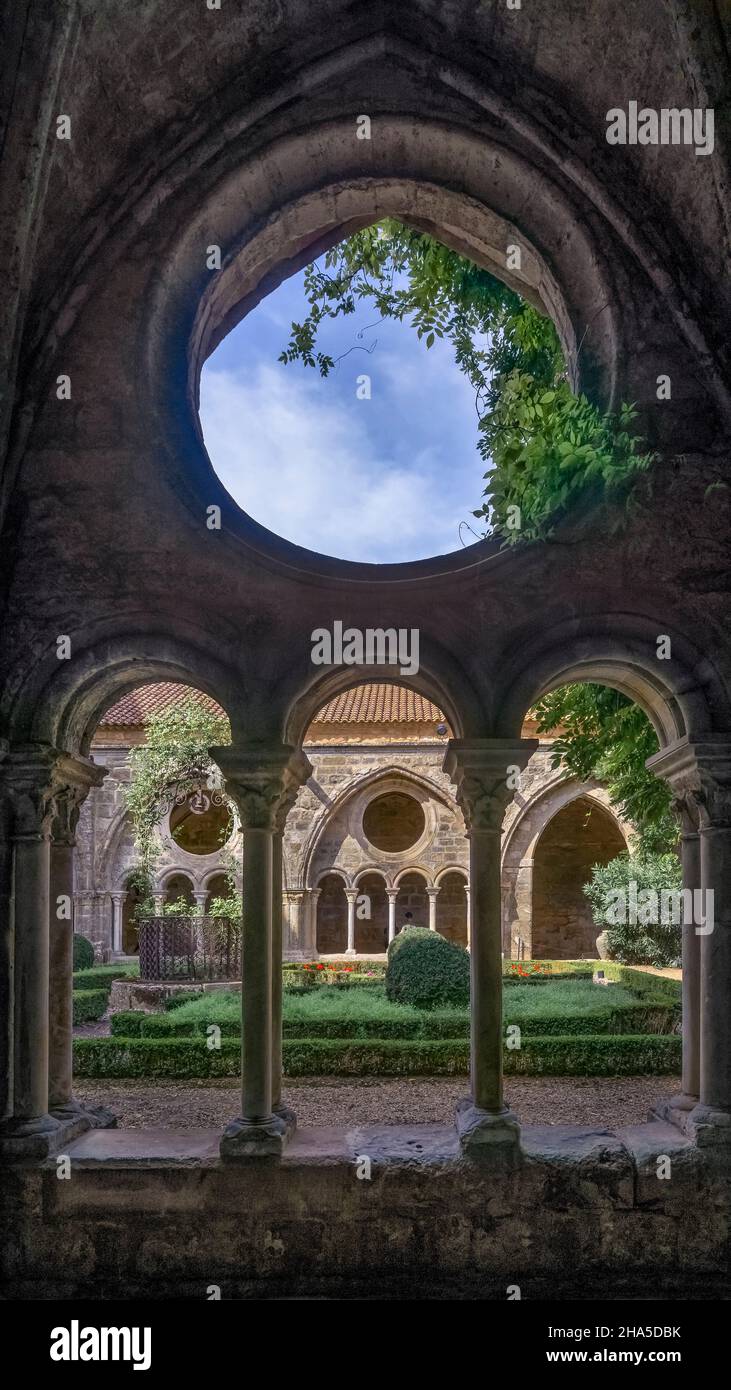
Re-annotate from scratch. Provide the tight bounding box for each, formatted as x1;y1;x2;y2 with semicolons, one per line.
362;792;426;853
169;797;232;856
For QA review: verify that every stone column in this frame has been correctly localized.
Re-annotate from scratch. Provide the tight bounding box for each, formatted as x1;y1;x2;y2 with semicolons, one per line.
110;891;126;954
283;888;306;958
464;884;471;950
648;737;731;1146
386;888;398;945
193;890;207;911
309;887;321;957
0;748;13;1121
152;892;164;913
0;748;105;1157
427;887;439;932
345;889;358;957
48;759;109;1124
444;737;537;1156
211;743;310;1160
676;800;701;1106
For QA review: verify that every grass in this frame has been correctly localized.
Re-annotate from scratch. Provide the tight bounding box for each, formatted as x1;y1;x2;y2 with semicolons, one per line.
155;979;643;1030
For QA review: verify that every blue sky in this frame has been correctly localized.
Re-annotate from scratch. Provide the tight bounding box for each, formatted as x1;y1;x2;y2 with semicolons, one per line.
199;262;487;563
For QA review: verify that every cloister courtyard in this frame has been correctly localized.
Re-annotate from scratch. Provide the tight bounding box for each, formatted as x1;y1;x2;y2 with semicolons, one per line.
1;0;730;1311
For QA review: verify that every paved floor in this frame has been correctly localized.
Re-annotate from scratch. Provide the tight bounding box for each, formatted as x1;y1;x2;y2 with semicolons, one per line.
74;1074;680;1130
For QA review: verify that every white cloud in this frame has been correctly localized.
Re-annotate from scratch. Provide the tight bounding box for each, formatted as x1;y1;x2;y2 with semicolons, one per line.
199;362;478;562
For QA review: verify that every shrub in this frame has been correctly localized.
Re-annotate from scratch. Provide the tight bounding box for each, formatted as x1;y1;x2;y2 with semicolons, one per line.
73;1032;680;1079
73;964;137;994
110;1011;145;1036
385;927;470;1009
164;990;205;1011
72;934;95;970
584;852;683;967
72;989;108;1025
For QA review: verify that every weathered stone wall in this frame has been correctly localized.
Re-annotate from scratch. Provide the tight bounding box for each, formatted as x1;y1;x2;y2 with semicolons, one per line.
76;730;628;960
1;1122;729;1300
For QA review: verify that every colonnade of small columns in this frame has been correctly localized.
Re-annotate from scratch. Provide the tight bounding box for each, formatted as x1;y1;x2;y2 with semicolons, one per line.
338;878;468;955
0;733;730;1161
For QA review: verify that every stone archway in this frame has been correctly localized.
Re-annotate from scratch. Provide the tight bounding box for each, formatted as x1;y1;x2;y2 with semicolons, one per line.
395;870;430;933
531;796;627;959
315;872;348;955
436;870;468;947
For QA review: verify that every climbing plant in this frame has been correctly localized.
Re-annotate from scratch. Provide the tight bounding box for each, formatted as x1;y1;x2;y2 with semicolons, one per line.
124;695;232;875
277;219;654;542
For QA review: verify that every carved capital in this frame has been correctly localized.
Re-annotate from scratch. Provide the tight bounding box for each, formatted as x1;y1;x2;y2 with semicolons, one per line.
443;738;538;833
209;745;312;832
1;745;105;840
647;736;731;831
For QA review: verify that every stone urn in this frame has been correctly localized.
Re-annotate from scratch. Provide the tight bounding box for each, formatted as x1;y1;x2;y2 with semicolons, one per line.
595;930;612;961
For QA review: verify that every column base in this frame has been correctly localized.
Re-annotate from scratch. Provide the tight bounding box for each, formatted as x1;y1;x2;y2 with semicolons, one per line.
686;1102;731;1150
51;1097;118;1130
273;1103;297;1140
649;1093;699;1128
0;1111;90;1162
220;1113;293;1161
455;1098;521;1159
344;948;357;959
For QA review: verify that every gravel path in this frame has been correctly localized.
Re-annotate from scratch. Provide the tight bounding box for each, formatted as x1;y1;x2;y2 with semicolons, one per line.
74;1075;677;1130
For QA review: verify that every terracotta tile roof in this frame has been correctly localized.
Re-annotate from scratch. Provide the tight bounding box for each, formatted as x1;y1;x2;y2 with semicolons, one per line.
312;685;446;726
99;683;225;727
99;682;446;730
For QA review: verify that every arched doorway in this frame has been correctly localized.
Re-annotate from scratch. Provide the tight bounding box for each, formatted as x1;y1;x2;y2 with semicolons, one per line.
531;797;627;958
395;871;429;934
354;872;388;954
436;870;468;947
163;873;195;908
205;873;231;912
315;873;348;954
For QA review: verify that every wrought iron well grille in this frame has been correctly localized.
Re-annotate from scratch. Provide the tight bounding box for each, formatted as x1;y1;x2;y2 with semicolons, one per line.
138;916;241;981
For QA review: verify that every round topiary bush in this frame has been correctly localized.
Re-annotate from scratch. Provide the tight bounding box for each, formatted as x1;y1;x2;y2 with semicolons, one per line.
385;927;470;1009
72;933;95;970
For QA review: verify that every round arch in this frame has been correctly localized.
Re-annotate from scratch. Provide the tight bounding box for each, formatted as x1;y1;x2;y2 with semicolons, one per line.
501;775;631;959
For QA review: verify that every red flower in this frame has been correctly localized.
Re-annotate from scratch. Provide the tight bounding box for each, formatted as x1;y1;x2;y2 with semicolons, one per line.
316;963;324;970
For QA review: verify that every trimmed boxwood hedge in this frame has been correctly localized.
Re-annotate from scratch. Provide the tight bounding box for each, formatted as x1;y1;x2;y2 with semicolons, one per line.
386;928;470;1008
72;989;108;1025
72;934;95;970
109;998;676;1041
73;965;137;994
74;1032;681;1078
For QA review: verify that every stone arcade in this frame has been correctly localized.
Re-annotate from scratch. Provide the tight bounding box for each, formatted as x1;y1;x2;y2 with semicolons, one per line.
1;0;730;1299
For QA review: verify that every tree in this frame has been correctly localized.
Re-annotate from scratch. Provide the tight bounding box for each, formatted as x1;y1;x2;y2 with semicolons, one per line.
533;684;677;854
583;852;683;967
277;219;654;542
276;221;667;847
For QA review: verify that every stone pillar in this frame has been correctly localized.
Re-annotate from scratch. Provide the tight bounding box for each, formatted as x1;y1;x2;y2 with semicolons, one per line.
464;884;471;950
152;892;164;913
110;891;126;954
0;749;13;1121
48;760;110;1126
427;887;439;932
309;887;321;957
0;748;107;1158
444;737;537;1156
345;888;357;957
386;888;398;945
677;802;701;1106
648;737;731;1146
193;890;207;912
271;829;285;1116
283;888;306;958
211;743;310;1160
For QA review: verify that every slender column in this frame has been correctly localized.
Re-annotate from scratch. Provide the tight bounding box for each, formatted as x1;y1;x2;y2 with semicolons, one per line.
386;888;398;945
678;809;701;1105
152;892;164;914
283;889;306;958
271;830;284;1113
698;817;731;1114
110;891;126;953
427;886;439;932
0;763;13;1121
48;761;107;1120
647;737;731;1144
464;884;471;950
309;887;321;957
193;890;207;911
211;743;310;1159
444;737;537;1155
345;889;357;957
